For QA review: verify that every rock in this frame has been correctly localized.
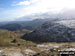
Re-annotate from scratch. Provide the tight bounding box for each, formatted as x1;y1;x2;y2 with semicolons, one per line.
23;49;36;55
6;52;24;56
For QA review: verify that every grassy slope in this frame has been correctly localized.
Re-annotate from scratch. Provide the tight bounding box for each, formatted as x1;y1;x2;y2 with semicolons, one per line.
0;29;36;47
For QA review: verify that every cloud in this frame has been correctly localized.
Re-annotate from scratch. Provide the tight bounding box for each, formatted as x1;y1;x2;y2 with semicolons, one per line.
12;0;75;18
25;0;75;14
17;1;31;5
13;0;38;6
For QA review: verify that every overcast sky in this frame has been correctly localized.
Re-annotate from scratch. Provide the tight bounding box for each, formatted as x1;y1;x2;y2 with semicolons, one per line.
0;0;75;21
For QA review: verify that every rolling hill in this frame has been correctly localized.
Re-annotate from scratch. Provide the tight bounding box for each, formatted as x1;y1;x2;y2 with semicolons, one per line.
0;29;36;46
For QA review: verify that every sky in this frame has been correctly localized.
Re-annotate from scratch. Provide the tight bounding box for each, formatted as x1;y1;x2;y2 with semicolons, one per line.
0;0;75;21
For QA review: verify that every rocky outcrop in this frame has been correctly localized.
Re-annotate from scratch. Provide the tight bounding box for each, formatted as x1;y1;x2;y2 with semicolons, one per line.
0;48;36;56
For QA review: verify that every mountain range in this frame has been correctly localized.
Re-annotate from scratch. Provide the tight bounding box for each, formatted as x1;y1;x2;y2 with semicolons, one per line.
0;10;75;42
0;19;49;31
1;9;75;31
